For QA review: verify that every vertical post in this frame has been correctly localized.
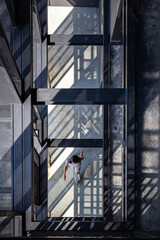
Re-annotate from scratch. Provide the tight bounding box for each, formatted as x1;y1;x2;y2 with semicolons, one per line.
124;0;128;222
103;0;110;221
30;0;34;222
127;0;136;225
121;0;128;222
21;0;32;229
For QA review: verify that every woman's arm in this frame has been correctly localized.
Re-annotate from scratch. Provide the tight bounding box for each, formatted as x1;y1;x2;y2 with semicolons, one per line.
79;150;84;160
80;150;83;157
63;164;68;180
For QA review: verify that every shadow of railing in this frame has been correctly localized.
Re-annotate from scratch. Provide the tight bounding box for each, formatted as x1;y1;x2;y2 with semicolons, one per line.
48;105;103;140
48;45;100;89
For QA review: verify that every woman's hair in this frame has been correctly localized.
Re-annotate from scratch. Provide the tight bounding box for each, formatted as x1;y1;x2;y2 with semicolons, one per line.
70;155;81;163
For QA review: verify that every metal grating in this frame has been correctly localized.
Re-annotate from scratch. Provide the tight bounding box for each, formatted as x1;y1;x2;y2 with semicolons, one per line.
0;105;12;119
0;105;13;211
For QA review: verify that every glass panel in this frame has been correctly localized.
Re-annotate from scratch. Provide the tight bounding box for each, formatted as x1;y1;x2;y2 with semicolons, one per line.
32;3;42;88
48;147;103;217
0;1;14;51
110;45;123;88
110;0;122;43
109;105;123;221
48;105;103;139
33;106;42;144
110;0;123;89
32;0;47;88
48;46;101;89
48;6;100;35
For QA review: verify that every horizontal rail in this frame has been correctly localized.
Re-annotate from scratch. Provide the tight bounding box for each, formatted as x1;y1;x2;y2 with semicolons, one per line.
48;34;103;45
48;139;103;148
0;211;24;217
48;0;99;7
32;88;127;105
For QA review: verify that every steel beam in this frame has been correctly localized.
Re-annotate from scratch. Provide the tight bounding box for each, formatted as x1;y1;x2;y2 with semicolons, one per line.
127;0;136;226
48;139;103;148
0;211;24;217
48;34;103;45
48;0;99;7
32;88;127;105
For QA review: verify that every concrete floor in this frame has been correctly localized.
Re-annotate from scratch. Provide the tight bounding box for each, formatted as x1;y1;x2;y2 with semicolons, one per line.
48;147;103;217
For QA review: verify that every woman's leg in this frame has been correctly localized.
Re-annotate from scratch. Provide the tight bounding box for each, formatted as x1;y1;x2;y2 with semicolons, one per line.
74;165;81;184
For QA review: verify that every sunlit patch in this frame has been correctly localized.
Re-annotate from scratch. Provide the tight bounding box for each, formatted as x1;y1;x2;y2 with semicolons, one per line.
48;6;74;34
142;152;159;168
49;147;74;178
143;95;159;130
141;203;151;216
84;46;92;60
112;146;122;163
142;133;159;149
143;71;160;79
49;185;74;217
52;57;74;88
